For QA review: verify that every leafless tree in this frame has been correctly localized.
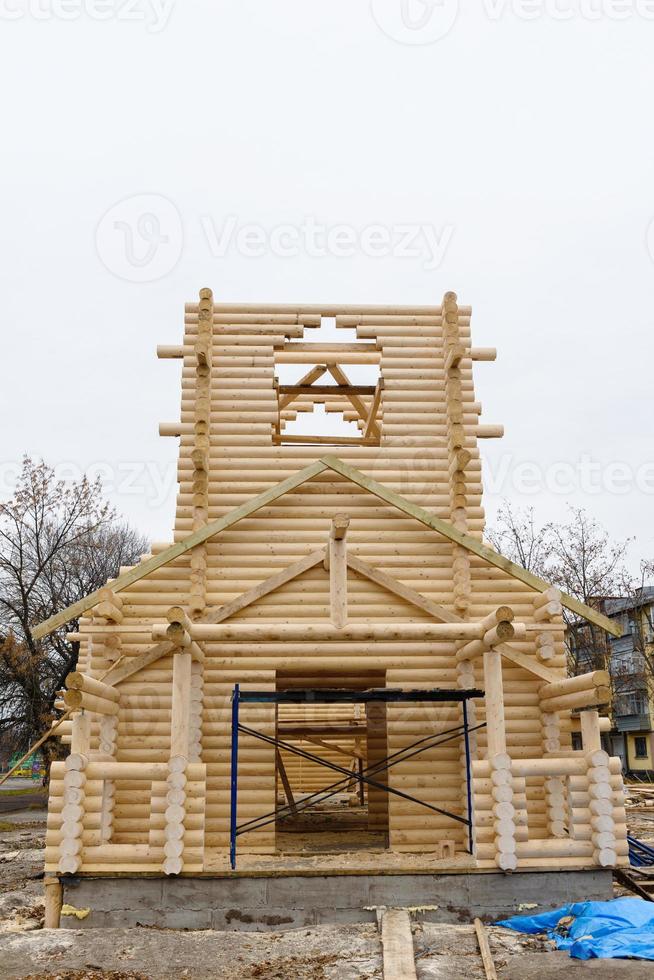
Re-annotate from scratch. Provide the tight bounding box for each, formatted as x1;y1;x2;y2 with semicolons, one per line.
0;457;148;763
486;501;552;576
488;502;633;676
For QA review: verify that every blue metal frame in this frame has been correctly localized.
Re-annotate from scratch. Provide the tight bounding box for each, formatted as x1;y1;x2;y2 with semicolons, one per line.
229;684;240;870
462;699;473;855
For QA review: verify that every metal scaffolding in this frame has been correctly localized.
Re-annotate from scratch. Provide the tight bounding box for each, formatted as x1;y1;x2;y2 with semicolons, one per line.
229;686;485;869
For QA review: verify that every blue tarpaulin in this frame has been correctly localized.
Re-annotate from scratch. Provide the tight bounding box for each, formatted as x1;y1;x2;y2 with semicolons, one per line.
496;897;654;960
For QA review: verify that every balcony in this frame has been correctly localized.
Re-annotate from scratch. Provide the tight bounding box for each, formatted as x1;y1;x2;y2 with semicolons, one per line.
613;712;652;733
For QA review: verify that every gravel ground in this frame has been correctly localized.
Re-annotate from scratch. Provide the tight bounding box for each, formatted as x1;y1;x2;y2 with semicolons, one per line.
0;788;652;979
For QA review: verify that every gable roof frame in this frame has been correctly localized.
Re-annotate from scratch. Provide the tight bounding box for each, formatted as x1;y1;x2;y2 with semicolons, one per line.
31;455;621;641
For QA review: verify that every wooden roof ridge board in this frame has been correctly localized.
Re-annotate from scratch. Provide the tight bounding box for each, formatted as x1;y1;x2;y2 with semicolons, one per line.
31;455;620;641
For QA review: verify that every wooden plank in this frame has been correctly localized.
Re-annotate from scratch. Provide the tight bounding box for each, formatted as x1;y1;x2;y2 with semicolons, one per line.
381;909;417;980
31;459;330;640
473;918;498;979
281;343;378;353
278;384;377;396
322;456;620;637
273;434;378;446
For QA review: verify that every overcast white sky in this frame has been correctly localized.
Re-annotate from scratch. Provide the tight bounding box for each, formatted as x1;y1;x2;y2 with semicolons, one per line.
1;1;653;569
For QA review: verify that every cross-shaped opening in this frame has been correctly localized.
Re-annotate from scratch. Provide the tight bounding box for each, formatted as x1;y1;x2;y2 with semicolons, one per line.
273;318;383;446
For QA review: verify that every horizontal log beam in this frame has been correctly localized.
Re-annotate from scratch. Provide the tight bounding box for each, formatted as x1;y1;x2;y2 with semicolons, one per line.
278;385;377;397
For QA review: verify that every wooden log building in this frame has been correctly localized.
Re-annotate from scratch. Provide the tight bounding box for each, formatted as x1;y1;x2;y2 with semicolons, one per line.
35;290;627;897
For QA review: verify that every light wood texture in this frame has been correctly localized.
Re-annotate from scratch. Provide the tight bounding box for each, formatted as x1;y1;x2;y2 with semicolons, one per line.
44;877;63;929
474;918;498;980
42;289;628;879
381;909;417;980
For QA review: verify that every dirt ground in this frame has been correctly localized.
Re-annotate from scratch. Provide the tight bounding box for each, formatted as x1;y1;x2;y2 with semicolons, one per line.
0;780;653;979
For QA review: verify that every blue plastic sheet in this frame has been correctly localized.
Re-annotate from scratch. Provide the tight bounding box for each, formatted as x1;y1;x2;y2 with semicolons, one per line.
496;897;654;960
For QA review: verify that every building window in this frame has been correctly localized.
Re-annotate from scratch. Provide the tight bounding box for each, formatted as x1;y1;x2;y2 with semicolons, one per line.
615;691;648;717
571;732;582;751
273;322;383;447
634;736;648;759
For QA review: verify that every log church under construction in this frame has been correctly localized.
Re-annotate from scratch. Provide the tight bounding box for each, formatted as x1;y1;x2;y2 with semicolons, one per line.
34;290;627;926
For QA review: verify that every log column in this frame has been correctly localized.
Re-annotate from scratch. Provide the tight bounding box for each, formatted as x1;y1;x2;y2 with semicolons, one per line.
533;588;562;661
189;286;213;616
443;291;471;614
58;753;87;874
482;648;516;870
98;715;118;842
328;514;349;628
581;710;616;867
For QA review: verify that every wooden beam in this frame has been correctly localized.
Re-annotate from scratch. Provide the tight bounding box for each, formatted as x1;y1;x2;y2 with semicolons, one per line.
330;515;349;629
104;550;326;688
278;384;377;397
381;909;417;980
322;456;620;637
278;364;327;409
31;459;330;640
346;555;561;683
44;877;63;930
275;749;297;815
102;640;174;688
302;735;365;761
107;553;324;689
0;711;73;787
281;342;378;353
278;723;366;737
203;548;327;625
35;453;616;644
484;649;506;757
473;919;498;980
346;554;459;623
170;651;192;758
327;365;380;438
273;434;378;447
492;644;560;684
364;380;384;440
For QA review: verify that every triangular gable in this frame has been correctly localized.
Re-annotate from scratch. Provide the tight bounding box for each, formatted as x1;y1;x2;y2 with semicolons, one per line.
32;456;620;640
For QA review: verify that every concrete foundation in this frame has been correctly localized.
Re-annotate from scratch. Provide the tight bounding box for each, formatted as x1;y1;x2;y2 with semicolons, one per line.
60;869;613;931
